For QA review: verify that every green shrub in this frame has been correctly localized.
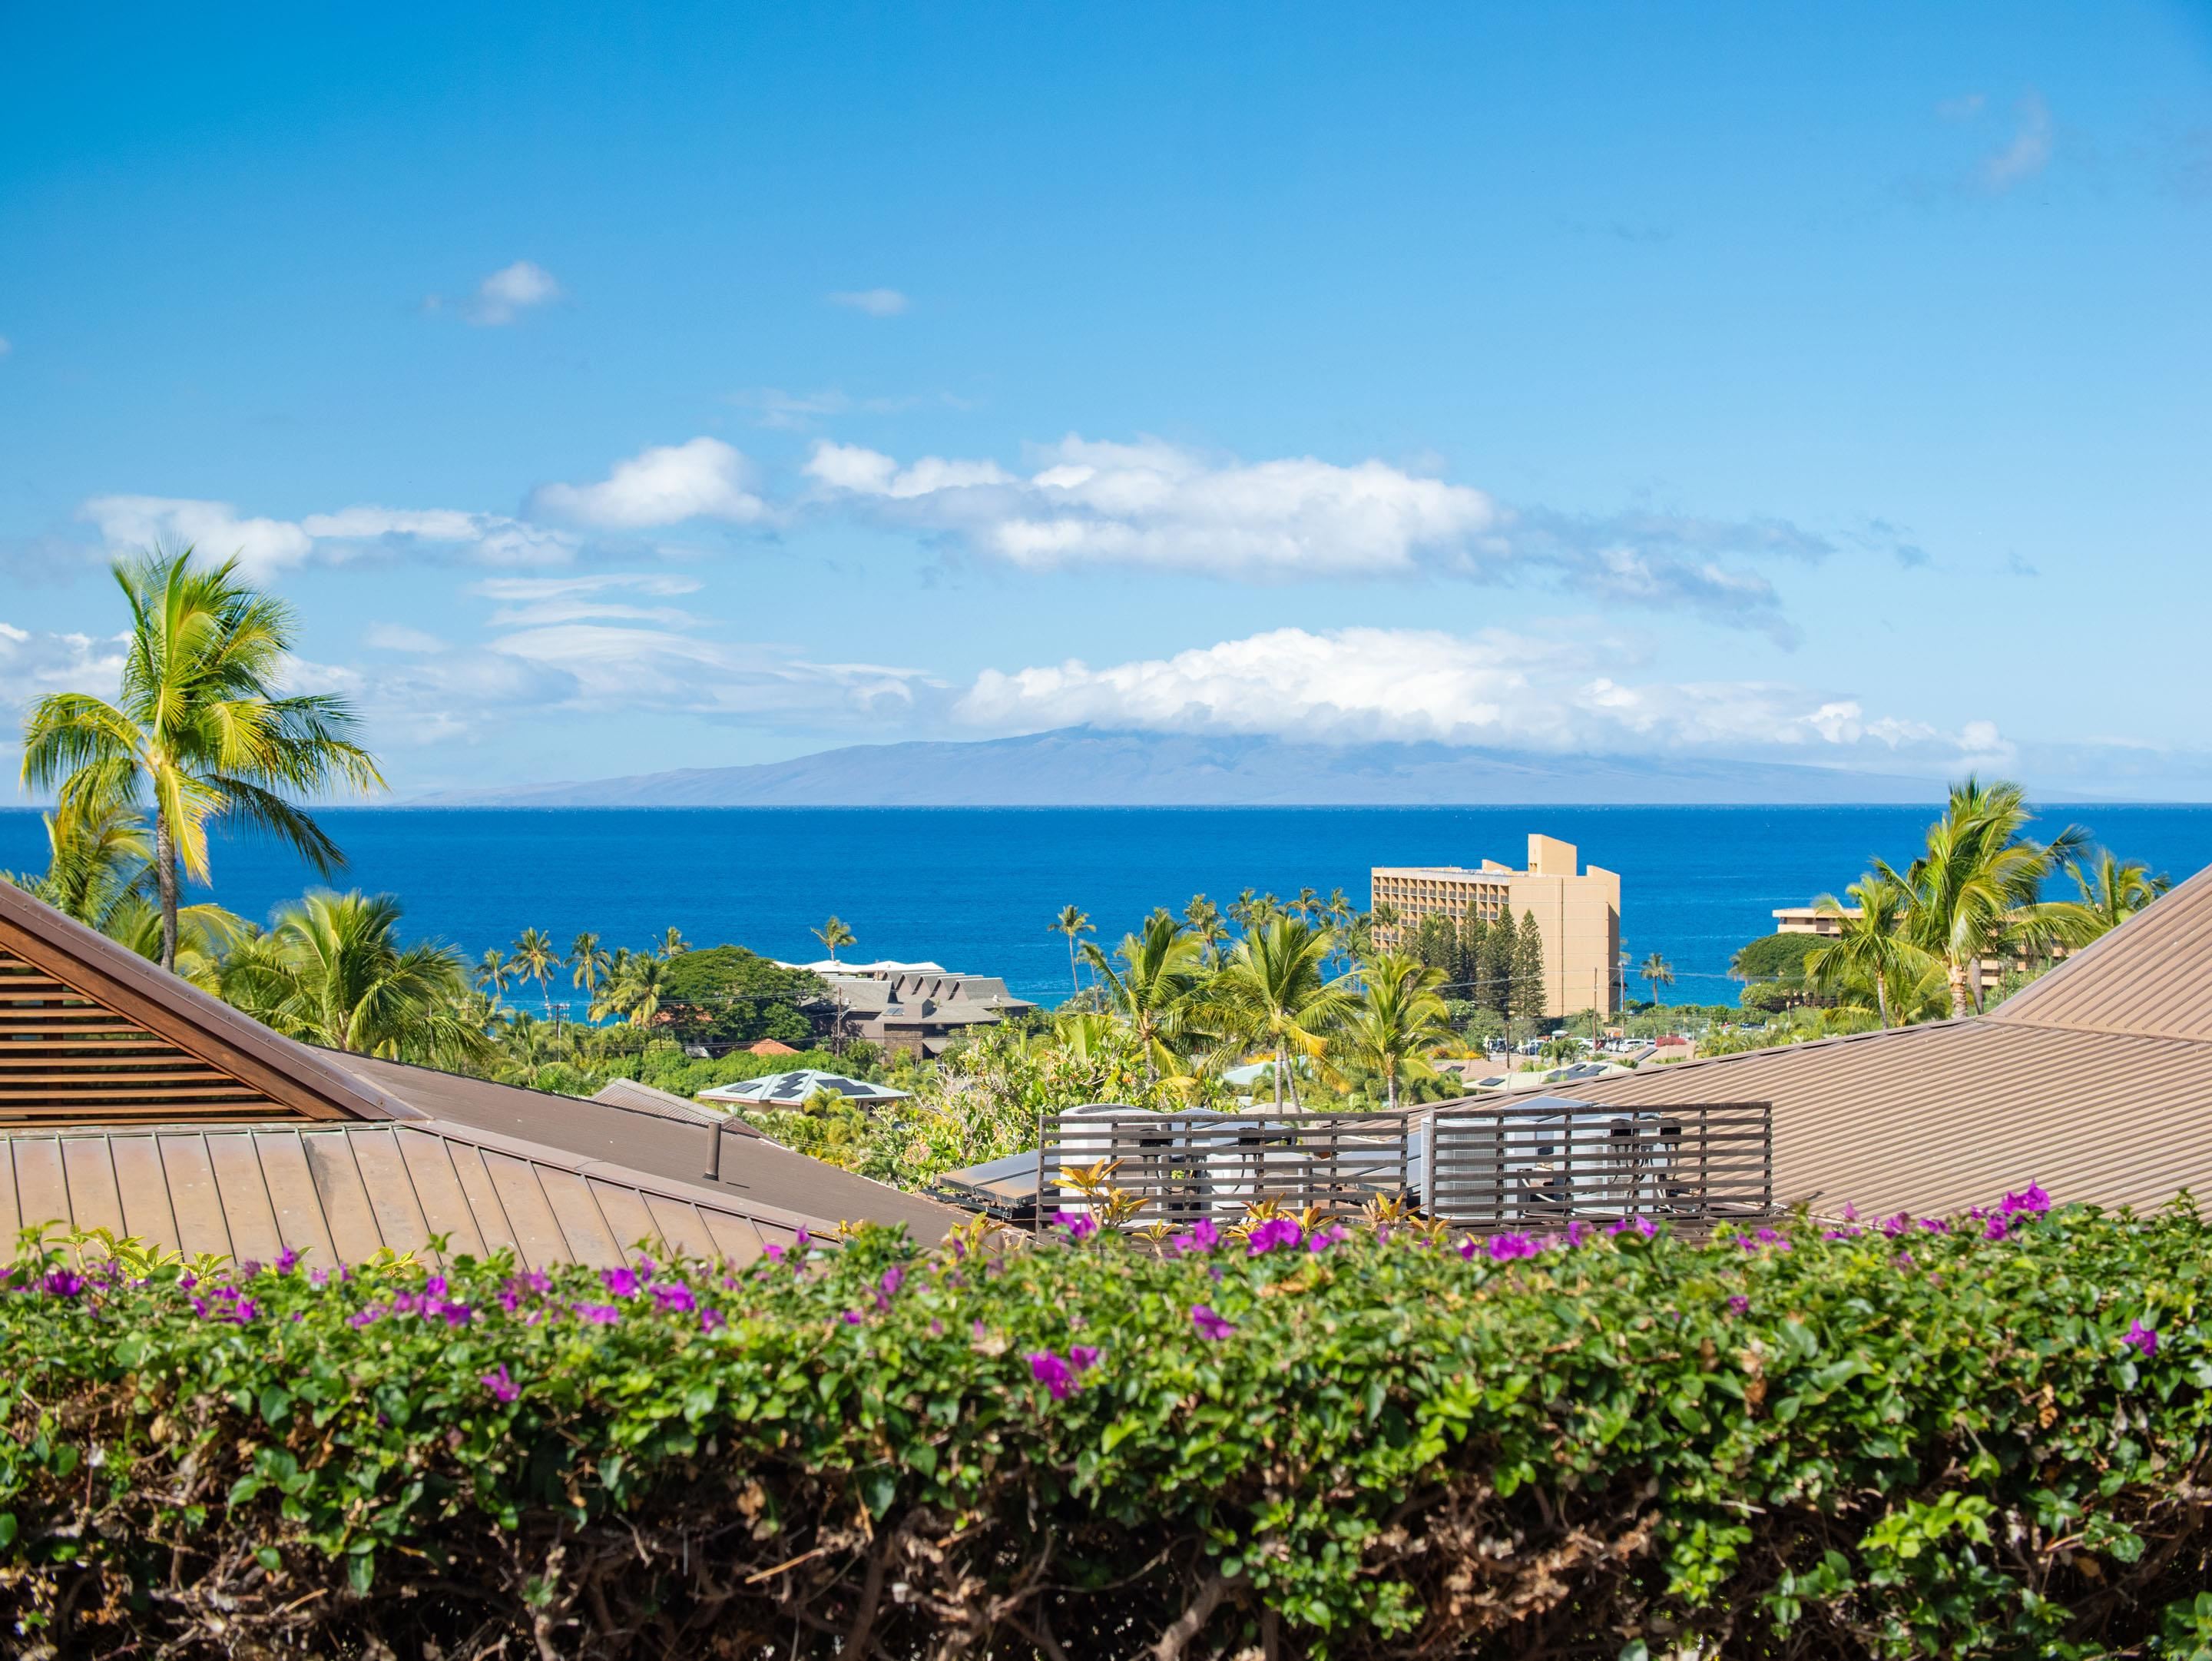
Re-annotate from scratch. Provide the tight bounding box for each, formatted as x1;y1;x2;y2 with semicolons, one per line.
1;1195;2207;1658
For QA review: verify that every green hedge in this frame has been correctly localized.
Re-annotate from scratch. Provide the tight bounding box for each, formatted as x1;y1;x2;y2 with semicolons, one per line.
2;1196;2209;1658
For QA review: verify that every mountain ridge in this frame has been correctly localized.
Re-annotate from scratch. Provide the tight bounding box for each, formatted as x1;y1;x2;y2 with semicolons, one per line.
408;728;1940;807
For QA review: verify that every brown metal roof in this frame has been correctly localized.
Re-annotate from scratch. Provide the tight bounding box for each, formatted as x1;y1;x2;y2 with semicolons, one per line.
1987;863;2212;1042
0;880;419;1126
0;1116;816;1271
1558;867;2212;1218
329;1052;962;1242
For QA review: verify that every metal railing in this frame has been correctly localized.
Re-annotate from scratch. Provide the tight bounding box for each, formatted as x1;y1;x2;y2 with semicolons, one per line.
1034;1100;1772;1231
1422;1099;1772;1228
1038;1109;1416;1225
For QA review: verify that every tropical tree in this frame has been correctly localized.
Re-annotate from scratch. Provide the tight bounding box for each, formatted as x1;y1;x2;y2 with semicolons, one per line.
221;890;482;1063
1876;777;2087;1018
1206;917;1352;1109
813;916;855;965
1638;951;1675;1007
1081;910;1205;1080
509;927;558;1013
1182;894;1228;966
18;549;383;972
594;953;669;1028
474;948;512;1006
2055;849;2171;943
1049;904;1093;994
568;931;611;1002
1802;875;1941;1029
1339;953;1452;1110
657;926;689;960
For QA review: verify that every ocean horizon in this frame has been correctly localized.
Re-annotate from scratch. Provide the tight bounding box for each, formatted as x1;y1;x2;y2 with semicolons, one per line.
6;803;2210;1009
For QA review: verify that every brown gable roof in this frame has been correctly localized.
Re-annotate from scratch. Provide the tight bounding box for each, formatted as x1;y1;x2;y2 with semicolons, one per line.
1559;864;2212;1218
0;880;416;1127
1986;863;2212;1042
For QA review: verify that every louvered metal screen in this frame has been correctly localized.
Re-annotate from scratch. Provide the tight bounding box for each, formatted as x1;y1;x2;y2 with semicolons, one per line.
1424;1099;1772;1228
0;950;276;1125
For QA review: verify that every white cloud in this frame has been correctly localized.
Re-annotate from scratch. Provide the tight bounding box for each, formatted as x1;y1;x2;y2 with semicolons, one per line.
958;625;2006;768
81;496;316;579
80;496;578;577
1982;91;2053;189
470;260;561;326
470;570;706;628
0;336;12;358
364;623;450;654
1937;92;1986;121
826;288;909;317
527;438;767;529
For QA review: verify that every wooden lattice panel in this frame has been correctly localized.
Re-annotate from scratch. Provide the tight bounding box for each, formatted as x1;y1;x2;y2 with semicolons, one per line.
0;950;283;1126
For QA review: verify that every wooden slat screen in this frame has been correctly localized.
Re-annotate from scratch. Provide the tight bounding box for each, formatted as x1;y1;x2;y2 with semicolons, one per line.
0;950;293;1126
1040;1109;1418;1225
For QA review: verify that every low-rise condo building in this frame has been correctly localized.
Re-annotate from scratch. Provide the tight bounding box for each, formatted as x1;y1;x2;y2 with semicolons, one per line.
1372;834;1623;1016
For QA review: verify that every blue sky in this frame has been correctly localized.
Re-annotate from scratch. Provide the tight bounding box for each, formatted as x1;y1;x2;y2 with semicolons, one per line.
2;2;2208;797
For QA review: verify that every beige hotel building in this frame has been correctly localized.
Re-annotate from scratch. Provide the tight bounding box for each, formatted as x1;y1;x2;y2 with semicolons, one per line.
1372;834;1624;1016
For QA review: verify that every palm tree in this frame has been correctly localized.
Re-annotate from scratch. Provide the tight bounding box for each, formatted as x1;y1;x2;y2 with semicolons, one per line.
1081;911;1205;1079
475;948;512;1006
568;931;611;1003
1340;953;1452;1110
1183;894;1228;966
813;915;855;965
1049;904;1093;994
594;953;668;1029
18;549;383;973
2056;849;2171;943
221;890;482;1063
510;927;558;1013
1876;777;2087;1018
1206;917;1352;1109
1802;876;1939;1029
657;925;689;960
1638;951;1675;1007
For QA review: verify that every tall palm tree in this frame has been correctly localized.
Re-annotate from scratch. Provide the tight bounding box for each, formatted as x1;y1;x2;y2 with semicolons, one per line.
568;931;611;1003
1206;917;1352;1109
657;926;689;960
475;948;512;1006
2055;849;2171;943
1802;875;1940;1029
1638;951;1675;1007
1081;910;1205;1079
1182;894;1228;966
813;915;855;964
593;953;668;1029
222;890;482;1063
1876;777;2087;1018
1049;904;1093;994
1340;953;1452;1109
510;927;558;1013
18;549;383;972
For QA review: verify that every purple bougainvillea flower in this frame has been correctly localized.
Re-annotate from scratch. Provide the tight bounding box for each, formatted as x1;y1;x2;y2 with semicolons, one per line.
481;1364;519;1404
1456;1238;1479;1262
1999;1183;2051;1218
1488;1232;1539;1262
842;1310;865;1325
274;1246;301;1275
1879;1213;1912;1238
794;1228;811;1248
1063;1214;1100;1243
1727;1295;1751;1316
348;1306;384;1328
1564;1220;1592;1248
762;1243;786;1265
1246;1218;1303;1256
1069;1344;1102;1372
424;1275;448;1298
1918;1218;1950;1235
1190;1304;1236;1341
41;1269;85;1298
1028;1351;1075;1400
1984;1215;2010;1242
654;1283;697;1315
2124;1319;2158;1358
635;1256;658;1280
1608;1216;1657;1239
601;1267;641;1298
699;1308;727;1334
876;1266;906;1309
436;1301;475;1328
572;1302;621;1325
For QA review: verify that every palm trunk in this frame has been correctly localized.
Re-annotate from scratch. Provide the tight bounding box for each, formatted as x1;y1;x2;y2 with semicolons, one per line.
153;811;179;973
1068;938;1078;994
1273;1042;1284;1109
1946;959;1972;1020
1385;1068;1398;1111
1875;972;1891;1030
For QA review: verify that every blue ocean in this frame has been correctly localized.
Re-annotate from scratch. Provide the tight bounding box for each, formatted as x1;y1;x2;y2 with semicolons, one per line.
4;806;2208;1007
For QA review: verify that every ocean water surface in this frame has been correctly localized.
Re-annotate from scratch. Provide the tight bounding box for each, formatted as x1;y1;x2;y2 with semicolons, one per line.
4;805;2208;1007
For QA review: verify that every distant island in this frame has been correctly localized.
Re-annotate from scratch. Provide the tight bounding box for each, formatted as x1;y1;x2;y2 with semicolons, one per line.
409;728;1941;807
